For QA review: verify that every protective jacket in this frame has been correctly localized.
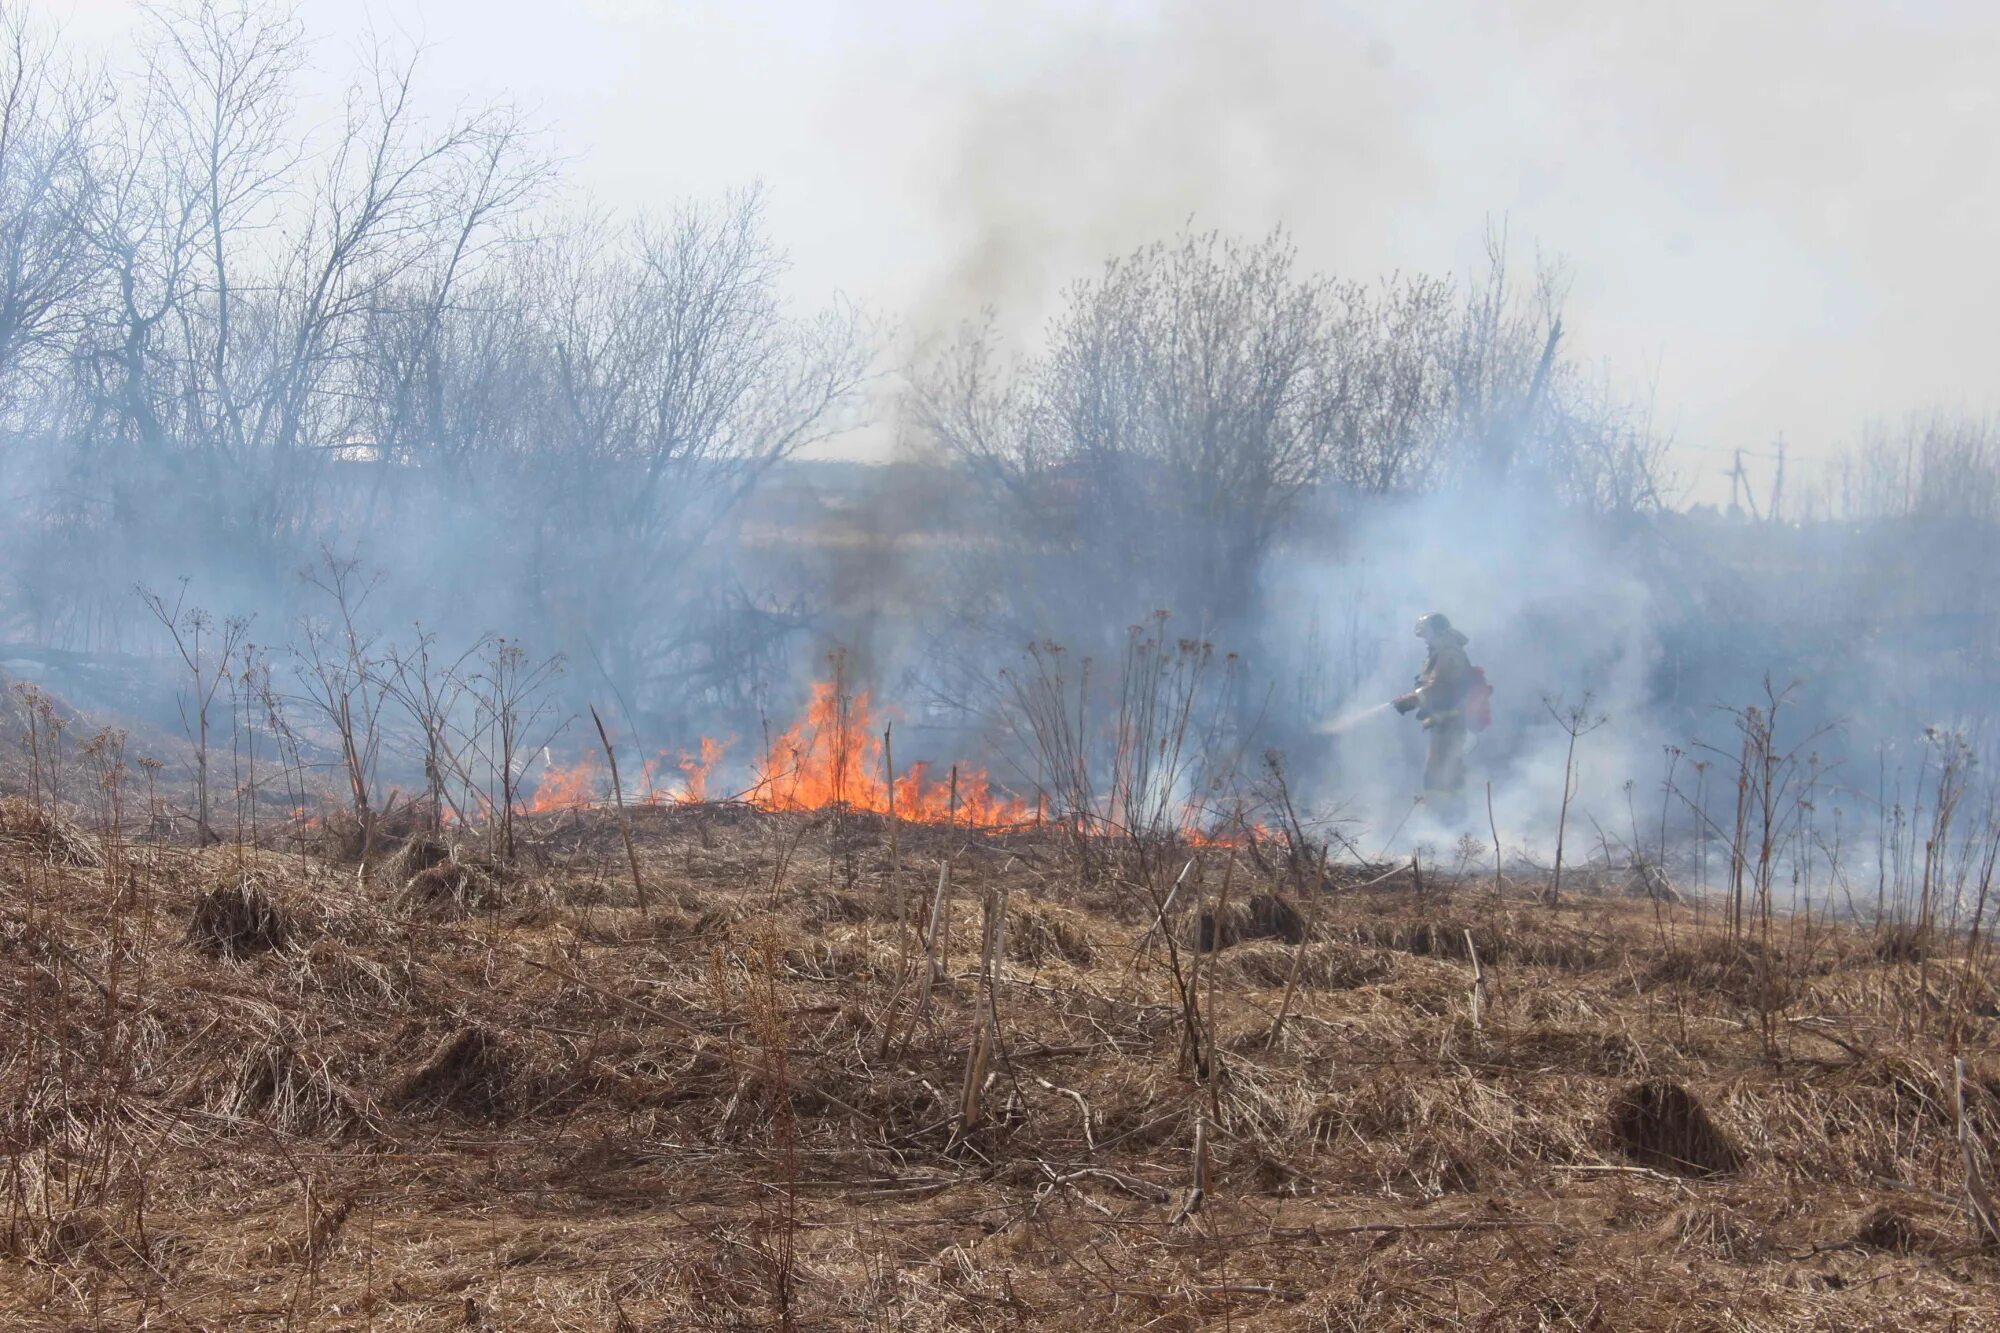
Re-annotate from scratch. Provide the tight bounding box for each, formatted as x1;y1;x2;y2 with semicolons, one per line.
1410;629;1472;729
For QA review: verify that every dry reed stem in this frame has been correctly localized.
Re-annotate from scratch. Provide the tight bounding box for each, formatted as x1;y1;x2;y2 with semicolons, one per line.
1955;1055;2000;1247
589;706;649;918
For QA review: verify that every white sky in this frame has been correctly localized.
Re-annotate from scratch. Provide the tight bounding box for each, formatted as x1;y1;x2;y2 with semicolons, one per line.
49;0;2000;499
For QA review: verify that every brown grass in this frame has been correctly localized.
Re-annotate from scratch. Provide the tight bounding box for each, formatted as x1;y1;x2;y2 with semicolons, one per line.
0;804;1996;1329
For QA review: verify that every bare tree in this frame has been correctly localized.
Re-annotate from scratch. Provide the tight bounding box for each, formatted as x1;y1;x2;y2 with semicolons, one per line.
28;1;555;641
1836;412;2000;524
912;225;1672;679
0;8;98;414
485;189;870;707
916;228;1353;638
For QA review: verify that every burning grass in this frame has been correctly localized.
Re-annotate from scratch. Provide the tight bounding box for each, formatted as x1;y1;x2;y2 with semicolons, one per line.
2;802;1998;1329
524;674;1038;830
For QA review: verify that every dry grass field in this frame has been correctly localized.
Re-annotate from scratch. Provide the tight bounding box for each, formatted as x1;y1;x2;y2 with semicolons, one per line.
3;795;1999;1331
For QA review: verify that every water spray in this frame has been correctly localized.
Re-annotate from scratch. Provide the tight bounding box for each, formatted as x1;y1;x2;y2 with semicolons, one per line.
1315;700;1394;736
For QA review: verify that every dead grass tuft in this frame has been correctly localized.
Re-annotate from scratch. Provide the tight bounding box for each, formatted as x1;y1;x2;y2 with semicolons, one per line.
383;829;455;884
1222;939;1388;990
1396;1139;1482;1196
0;796;102;867
312;803;437;864
1871;922;1933;963
223;1035;367;1136
800;890;883;925
390;1025;515;1120
1008;900;1097;966
1505;1025;1650;1077
1607;1078;1744;1177
1856;1203;1924;1253
294;937;409;1006
1661;1203;1759;1259
689;902;742;935
394;860;500;919
1643;936;1800;1009
186;877;293;958
28;1208;180;1278
1339;916;1601;970
1198;892;1304;950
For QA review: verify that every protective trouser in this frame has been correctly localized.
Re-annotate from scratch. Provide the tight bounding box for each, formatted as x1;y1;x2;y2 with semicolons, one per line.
1422;714;1468;816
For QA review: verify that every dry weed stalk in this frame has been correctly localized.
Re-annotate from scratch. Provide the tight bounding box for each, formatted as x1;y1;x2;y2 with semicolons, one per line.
138;582;249;843
1002;618;1248;863
1543;690;1604;909
955;885;1010;1138
743;929;800;1328
589;706;649;917
1266;845;1331;1049
892;860;952;1057
1465;927;1490;1031
884;721;901;933
1201;853;1236;1093
1486;780;1504;904
1171;1108;1211;1226
464;638;565;861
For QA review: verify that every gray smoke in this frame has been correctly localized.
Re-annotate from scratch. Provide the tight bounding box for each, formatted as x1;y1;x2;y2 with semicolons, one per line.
4;2;1999;927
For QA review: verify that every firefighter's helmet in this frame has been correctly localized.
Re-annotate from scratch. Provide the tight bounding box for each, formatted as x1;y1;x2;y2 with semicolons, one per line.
1415;612;1455;640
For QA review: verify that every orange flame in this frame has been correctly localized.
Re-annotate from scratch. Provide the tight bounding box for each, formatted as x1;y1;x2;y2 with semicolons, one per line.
751;680;1031;827
518;679;1127;834
519;690;1239;841
1185;820;1275;848
677;736;727;804
639;736;731;805
529;751;601;812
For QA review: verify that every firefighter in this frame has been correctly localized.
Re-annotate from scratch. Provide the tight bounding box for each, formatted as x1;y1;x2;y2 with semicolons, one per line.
1393;612;1472;813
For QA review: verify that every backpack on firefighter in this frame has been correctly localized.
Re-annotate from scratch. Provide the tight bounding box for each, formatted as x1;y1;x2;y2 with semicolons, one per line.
1464;665;1493;732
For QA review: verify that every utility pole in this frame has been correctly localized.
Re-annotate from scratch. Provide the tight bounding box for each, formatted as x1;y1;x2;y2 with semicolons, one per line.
1730;449;1761;522
1768;437;1787;524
